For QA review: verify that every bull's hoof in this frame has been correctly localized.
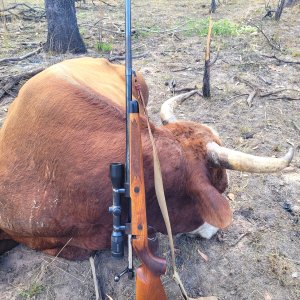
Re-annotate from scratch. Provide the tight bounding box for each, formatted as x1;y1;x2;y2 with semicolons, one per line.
42;246;95;261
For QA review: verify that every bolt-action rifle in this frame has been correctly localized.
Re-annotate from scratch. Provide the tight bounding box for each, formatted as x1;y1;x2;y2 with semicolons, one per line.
109;0;167;299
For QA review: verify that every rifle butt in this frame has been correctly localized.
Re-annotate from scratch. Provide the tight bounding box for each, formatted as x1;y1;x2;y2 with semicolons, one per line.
136;265;167;300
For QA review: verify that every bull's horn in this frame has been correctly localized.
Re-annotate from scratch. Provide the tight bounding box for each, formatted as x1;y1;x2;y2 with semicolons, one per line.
160;90;199;125
207;142;294;173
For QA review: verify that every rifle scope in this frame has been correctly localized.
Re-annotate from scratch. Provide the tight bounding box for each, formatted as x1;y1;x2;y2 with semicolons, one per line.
109;163;126;258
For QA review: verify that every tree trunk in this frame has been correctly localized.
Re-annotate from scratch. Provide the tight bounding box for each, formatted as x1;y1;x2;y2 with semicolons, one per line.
44;0;86;54
202;18;213;98
210;0;217;13
275;0;286;20
286;0;299;6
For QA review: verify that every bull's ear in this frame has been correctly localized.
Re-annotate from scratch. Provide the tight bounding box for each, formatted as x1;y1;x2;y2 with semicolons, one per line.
189;177;232;229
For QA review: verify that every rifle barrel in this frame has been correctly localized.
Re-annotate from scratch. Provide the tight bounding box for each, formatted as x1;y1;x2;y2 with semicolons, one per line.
125;0;132;188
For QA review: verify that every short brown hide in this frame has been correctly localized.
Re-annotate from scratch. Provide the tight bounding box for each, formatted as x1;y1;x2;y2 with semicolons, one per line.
0;57;231;260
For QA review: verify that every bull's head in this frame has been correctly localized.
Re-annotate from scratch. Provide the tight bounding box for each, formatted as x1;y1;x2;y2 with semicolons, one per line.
158;91;294;238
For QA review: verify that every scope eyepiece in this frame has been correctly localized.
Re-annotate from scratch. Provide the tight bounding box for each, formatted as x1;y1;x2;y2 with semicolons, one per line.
111;231;124;258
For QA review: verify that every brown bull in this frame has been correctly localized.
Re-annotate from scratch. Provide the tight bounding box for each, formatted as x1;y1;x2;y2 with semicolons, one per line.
0;57;293;260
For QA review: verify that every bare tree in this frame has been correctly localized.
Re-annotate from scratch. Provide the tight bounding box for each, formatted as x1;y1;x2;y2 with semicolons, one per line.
202;18;213;98
275;0;286;20
286;0;299;5
44;0;86;54
274;0;299;20
210;0;217;13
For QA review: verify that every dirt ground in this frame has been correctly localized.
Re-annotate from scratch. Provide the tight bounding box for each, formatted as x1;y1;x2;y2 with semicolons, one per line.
0;0;299;299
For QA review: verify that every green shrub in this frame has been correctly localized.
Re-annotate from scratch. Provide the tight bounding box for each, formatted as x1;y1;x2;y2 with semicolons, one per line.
19;283;44;299
95;41;113;52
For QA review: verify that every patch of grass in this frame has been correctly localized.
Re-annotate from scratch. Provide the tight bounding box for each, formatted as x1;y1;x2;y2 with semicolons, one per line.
133;23;161;38
184;18;256;37
95;41;113;53
19;283;44;299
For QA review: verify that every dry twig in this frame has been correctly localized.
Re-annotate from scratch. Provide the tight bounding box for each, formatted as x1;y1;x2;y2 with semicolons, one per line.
260;88;300;97
0;48;42;65
262;54;300;65
247;90;257;107
0;3;45;21
108;52;148;62
250;23;281;51
90;256;100;300
100;0;116;7
0;67;45;101
0;3;36;12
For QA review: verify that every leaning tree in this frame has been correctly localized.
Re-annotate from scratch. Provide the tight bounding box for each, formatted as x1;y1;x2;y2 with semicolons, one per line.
275;0;299;20
44;0;86;53
210;0;217;13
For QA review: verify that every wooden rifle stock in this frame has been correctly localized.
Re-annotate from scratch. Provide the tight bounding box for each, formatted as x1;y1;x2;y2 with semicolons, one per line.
129;110;167;300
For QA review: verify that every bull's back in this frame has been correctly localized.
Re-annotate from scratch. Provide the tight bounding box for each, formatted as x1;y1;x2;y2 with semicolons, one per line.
48;57;148;107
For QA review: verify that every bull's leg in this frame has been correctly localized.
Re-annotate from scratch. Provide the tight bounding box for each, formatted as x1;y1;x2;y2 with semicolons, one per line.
0;240;19;255
42;246;95;261
0;230;19;255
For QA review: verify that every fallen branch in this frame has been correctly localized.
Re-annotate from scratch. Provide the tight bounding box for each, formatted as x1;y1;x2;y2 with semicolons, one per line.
0;3;45;21
229;232;249;247
235;76;259;90
171;67;189;72
260;88;300;97
292;121;300;134
226;93;249;101
0;67;45;101
258;75;272;85
0;3;36;13
0;48;42;65
268;96;300;101
108;52;149;62
89;256;100;300
100;0;116;7
262;54;300;65
246;90;257;107
250;23;281;51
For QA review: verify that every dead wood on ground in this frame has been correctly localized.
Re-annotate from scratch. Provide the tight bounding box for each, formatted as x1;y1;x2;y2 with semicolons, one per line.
262;54;300;65
100;0;117;7
108;52;149;62
0;3;45;21
246;90;257;107
234;77;300;104
250;23;281;51
0;48;42;65
0;67;45;101
260;88;300;97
